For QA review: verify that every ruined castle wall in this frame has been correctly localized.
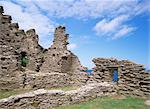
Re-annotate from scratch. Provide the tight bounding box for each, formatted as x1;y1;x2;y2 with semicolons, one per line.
39;26;70;73
23;71;73;89
0;82;116;109
40;26;85;74
0;6;26;90
69;53;85;72
61;52;73;73
0;6;44;90
40;49;63;73
0;7;22;77
23;29;44;72
60;51;85;74
51;26;68;50
0;6;86;90
92;58;150;97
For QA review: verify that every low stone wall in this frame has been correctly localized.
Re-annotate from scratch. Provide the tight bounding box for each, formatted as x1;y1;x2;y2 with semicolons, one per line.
24;71;74;89
92;58;150;98
0;71;25;90
0;70;79;90
0;69;89;91
0;82;116;109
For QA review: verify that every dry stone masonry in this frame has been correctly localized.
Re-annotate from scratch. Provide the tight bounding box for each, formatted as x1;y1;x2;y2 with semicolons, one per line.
40;26;85;74
0;6;85;90
92;58;150;97
0;82;116;109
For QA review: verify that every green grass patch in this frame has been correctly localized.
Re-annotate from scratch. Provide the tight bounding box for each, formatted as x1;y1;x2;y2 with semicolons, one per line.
0;89;31;99
56;96;150;109
0;86;78;99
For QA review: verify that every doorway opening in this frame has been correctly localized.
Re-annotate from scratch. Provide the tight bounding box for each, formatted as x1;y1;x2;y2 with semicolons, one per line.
112;69;118;82
108;67;119;83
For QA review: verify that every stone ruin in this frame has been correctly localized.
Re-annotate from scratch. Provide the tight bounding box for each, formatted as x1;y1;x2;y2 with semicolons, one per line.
0;83;116;109
0;6;86;90
0;5;150;109
91;58;150;97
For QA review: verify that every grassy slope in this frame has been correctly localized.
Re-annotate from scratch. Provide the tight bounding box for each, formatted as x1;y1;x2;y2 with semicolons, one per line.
56;96;150;109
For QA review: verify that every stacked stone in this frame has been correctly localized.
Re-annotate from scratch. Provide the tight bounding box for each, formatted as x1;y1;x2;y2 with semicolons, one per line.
51;26;69;50
24;29;44;71
118;61;140;92
139;77;150;96
23;71;73;89
40;25;85;74
0;6;24;77
0;6;27;90
118;61;150;97
0;82;116;109
92;58;150;98
0;6;86;90
0;6;44;90
92;58;121;82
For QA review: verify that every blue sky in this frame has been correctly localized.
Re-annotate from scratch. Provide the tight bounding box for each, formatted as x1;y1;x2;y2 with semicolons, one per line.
0;0;149;69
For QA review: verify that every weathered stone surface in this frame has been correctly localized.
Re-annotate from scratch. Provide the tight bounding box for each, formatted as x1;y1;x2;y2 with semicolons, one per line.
40;25;85;74
0;82;116;109
92;58;150;98
23;70;74;89
0;6;86;90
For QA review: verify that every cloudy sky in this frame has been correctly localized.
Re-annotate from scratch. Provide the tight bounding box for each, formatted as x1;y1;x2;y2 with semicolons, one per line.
0;0;149;69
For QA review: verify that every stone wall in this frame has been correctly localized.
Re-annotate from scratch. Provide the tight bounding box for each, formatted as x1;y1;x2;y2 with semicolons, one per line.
0;6;21;77
92;58;150;97
40;26;85;74
22;71;74;89
0;6;45;90
0;82;116;109
0;6;86;90
0;6;25;90
23;29;44;72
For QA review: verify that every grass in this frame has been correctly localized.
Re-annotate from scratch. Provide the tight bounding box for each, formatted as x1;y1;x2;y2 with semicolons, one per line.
1;88;149;109
0;86;78;99
0;89;31;99
56;96;150;109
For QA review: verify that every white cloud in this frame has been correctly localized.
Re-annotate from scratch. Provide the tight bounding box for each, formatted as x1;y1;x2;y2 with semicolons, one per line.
67;43;77;50
10;0;148;20
34;0;148;39
0;0;149;43
0;0;55;48
94;15;129;35
33;0;143;19
93;15;136;39
112;26;136;40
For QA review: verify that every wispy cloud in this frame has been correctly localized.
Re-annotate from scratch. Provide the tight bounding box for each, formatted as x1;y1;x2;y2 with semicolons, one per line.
92;0;149;39
94;15;128;34
112;26;136;40
93;15;136;39
33;0;143;19
0;0;55;48
0;0;149;45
